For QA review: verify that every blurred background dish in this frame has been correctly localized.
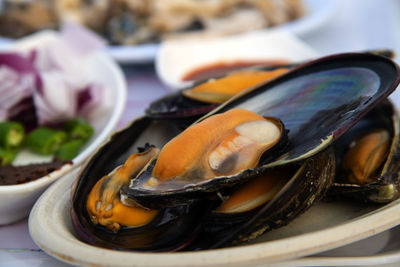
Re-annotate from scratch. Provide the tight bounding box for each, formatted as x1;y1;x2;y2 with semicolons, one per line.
0;30;127;225
107;0;338;63
0;0;338;63
155;30;319;90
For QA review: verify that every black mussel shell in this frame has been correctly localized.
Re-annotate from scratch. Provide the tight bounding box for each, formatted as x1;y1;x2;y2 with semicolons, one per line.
71;116;210;251
146;65;290;119
147;50;395;120
329;99;400;203
146;89;219;119
188;148;335;249
214;53;400;165
71;201;206;251
127;53;400;208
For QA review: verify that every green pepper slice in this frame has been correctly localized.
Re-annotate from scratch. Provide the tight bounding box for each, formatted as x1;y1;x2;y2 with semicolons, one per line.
25;127;67;155
64;118;94;141
0;147;18;166
0;121;25;149
55;139;85;161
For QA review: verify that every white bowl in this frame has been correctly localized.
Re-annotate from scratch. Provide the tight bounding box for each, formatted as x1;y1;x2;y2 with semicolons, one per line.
0;31;127;225
155;30;319;90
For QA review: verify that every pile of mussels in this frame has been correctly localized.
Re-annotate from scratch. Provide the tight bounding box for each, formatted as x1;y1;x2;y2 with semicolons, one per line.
71;53;400;251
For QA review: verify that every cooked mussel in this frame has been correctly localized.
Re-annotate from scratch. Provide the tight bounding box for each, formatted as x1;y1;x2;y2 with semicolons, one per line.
330;100;400;203
147;50;395;120
71;117;210;251
189;148;335;249
146;68;288;119
86;146;159;232
72;52;400;252
128;53;400;209
128;108;287;208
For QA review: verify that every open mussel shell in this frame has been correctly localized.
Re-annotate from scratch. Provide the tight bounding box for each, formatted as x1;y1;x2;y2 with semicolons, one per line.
214;53;400;165
145;87;217;120
127;53;400;208
188;148;335;249
329;99;400;203
146;66;289;119
147;50;395;120
71;117;210;251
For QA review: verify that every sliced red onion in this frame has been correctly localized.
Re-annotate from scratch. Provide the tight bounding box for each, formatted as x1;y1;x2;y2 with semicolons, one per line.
77;83;105;119
30;22;107;125
8;97;37;131
0;53;40;124
0;66;34;106
33;70;80;125
0;22;107;128
0;52;37;73
59;20;107;57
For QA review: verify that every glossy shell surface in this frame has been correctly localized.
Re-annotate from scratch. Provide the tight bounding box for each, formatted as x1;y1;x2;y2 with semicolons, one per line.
128;53;400;207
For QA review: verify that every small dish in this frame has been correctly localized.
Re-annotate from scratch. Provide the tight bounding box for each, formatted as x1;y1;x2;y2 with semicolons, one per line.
155;30;319;90
0;31;127;225
29;165;400;266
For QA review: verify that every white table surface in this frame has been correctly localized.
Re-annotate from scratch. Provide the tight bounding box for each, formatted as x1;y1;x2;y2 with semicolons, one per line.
2;0;400;266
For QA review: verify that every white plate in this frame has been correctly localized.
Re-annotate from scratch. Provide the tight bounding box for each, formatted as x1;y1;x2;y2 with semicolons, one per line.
277;0;339;36
0;31;127;225
29;165;400;266
156;30;319;89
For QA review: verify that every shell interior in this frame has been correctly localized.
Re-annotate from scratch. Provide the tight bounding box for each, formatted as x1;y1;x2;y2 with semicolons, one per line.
330;100;400;202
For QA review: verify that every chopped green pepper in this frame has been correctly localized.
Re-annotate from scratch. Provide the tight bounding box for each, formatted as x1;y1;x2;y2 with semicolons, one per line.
25;127;67;155
64;118;94;141
55;139;85;161
0;121;24;149
0;147;18;166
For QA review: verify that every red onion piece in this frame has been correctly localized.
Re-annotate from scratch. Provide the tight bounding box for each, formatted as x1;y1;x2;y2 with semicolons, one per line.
0;53;40;126
0;22;107;129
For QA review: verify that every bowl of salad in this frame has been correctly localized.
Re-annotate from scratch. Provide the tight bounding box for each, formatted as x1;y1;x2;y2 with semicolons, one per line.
0;25;127;225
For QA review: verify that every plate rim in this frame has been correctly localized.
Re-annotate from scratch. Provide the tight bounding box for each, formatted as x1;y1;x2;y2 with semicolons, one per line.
29;167;400;267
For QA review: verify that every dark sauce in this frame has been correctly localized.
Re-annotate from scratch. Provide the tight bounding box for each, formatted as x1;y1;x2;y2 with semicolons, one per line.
0;159;71;185
181;60;289;82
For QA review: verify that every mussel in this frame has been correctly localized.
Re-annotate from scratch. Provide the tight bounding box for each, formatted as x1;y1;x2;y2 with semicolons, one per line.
71;117;210;251
127;108;288;208
71;53;400;251
146;68;289;119
147;49;396;120
128;53;400;208
188;148;335;250
329;99;400;203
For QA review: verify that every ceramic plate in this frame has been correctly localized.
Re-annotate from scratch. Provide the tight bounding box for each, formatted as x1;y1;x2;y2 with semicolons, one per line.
29;165;400;266
155;30;319;89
